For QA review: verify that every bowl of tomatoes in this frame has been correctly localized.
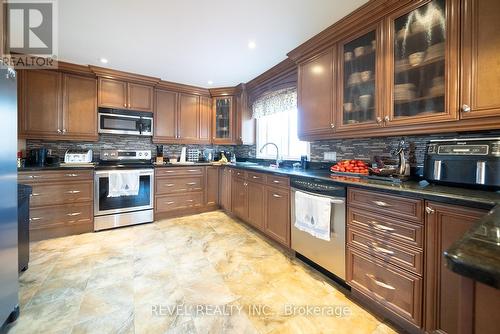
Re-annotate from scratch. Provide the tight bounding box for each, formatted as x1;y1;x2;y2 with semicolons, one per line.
330;160;370;176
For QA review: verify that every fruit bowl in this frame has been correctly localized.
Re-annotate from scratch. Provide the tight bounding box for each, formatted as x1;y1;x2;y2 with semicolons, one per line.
330;160;370;175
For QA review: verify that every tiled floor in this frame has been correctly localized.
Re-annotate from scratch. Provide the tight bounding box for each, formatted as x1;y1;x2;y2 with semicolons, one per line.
7;211;398;334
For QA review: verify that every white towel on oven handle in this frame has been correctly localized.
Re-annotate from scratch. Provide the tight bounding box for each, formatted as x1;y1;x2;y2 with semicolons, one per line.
107;170;141;197
294;190;332;241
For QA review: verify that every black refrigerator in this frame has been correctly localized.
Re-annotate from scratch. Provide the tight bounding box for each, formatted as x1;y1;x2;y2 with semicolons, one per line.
0;61;19;328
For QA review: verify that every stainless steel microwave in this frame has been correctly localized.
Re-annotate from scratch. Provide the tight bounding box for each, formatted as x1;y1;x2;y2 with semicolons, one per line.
98;109;153;136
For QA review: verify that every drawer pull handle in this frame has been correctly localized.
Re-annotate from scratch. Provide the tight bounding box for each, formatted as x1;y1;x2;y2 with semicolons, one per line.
65;174;79;177
186;199;194;202
272;194;282;198
372;201;391;207
252;176;260;179
186;182;197;185
372;223;395;232
31;193;40;197
30;217;42;221
67;212;82;216
30;175;41;179
165;201;175;205
370;243;395;255
66;190;81;194
187;170;199;172
165;171;175;173
366;274;396;290
165;184;174;187
273;180;281;184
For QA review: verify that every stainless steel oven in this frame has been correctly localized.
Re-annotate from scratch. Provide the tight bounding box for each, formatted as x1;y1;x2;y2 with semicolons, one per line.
94;149;154;231
98;109;153;136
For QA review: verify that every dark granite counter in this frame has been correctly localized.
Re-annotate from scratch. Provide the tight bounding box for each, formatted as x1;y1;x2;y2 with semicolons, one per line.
445;205;500;289
154;162;215;167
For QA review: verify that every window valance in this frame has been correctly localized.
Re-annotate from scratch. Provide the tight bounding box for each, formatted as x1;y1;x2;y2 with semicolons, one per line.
252;87;297;119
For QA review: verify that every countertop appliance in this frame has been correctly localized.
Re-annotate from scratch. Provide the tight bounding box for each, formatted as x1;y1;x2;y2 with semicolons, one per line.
64;149;93;164
98;108;153;136
424;138;500;189
26;148;48;167
0;62;20;328
290;176;347;281
94;150;154;231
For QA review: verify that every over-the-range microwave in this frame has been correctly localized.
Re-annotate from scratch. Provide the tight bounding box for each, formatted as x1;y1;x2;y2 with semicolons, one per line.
98;108;153;136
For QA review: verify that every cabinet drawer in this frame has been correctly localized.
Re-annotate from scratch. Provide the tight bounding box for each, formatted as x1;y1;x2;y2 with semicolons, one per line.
232;169;247;178
19;170;93;183
348;227;423;275
247;172;266;184
348;208;423;249
347;248;422;326
155;192;203;213
267;174;290;188
348;188;423;222
30;203;93;230
155;167;204;177
155;176;204;195
30;182;93;207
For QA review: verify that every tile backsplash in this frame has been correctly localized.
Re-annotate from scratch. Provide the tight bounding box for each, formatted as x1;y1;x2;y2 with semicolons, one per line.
26;130;499;167
26;134;256;161
309;130;500;166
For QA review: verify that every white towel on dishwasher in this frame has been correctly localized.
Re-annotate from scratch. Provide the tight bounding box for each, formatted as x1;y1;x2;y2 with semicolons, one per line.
107;171;141;197
294;190;332;241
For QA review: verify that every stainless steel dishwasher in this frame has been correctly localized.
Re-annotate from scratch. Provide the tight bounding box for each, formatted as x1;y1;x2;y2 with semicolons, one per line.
291;176;347;281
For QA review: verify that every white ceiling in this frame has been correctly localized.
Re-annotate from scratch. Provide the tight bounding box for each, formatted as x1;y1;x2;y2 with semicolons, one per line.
58;0;368;88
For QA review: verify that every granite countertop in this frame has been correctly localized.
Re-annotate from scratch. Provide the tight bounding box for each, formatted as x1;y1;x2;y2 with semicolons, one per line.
18;164;96;171
445;205;500;289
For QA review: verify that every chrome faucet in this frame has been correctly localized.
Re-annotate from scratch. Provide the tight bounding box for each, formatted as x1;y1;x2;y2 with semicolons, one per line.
259;142;282;167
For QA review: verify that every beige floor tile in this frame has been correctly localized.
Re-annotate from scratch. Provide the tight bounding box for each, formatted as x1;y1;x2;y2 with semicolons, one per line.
11;211;399;334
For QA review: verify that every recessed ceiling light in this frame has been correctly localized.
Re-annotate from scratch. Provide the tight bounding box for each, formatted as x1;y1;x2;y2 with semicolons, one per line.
99;58;108;64
248;41;256;49
207;80;213;85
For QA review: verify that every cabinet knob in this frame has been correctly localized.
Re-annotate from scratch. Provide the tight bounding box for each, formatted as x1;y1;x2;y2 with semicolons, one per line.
384;116;390;123
462;104;471;113
57;129;62;134
124;103;127;108
426;206;435;214
62;129;67;133
376;117;383;125
330;123;335;129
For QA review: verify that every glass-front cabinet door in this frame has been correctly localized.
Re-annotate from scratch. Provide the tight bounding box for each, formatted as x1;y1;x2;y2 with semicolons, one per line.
386;0;459;125
337;25;382;131
212;97;233;144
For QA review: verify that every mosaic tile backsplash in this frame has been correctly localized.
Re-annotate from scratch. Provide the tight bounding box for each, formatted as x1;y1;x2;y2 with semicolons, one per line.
26;134;256;161
26;130;499;167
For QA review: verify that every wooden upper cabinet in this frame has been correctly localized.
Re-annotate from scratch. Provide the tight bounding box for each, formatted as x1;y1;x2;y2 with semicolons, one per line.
153;89;178;142
297;47;335;139
212;97;234;144
424;201;486;333
62;74;98;140
385;0;460;126
98;78;127;109
19;70;62;138
177;93;200;141
337;24;384;131
98;78;153;112
199;96;211;143
128;82;154;112
460;0;500;119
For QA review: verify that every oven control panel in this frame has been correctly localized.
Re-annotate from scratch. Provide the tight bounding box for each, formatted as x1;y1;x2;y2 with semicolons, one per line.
100;150;151;161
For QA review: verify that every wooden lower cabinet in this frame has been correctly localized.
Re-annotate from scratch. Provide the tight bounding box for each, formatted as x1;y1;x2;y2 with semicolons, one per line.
19;170;94;241
424;201;487;334
231;176;248;220
347;248;423;327
155;192;204;213
205;166;219;206
219;167;232;212
264;186;290;247
247;182;265;231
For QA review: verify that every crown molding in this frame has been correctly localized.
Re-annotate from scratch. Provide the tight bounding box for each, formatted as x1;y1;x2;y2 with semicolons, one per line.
89;65;161;85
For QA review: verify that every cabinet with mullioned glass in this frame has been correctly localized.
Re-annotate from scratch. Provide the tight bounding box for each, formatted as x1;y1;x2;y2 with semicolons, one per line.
212;96;234;144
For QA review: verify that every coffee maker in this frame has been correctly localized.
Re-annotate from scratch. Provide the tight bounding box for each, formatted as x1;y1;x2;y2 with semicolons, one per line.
26;148;48;167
